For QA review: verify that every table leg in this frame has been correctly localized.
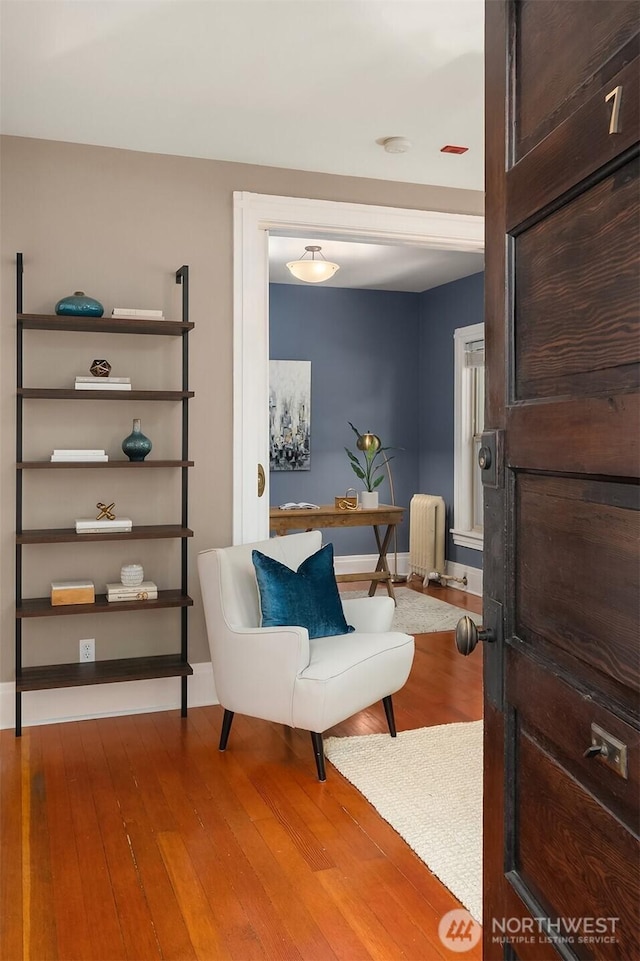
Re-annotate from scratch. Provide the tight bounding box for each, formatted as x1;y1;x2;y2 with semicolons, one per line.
371;524;396;603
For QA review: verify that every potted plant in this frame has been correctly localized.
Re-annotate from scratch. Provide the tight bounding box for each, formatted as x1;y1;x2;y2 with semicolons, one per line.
345;422;394;508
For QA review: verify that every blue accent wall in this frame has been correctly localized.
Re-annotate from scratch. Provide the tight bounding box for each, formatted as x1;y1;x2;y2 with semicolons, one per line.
418;271;484;568
269;284;420;554
269;272;484;569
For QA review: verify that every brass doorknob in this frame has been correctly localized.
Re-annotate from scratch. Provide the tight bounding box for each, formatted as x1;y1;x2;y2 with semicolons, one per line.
455;615;496;656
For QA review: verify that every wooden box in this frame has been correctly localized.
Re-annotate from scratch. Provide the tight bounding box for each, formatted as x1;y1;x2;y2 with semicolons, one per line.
50;580;95;606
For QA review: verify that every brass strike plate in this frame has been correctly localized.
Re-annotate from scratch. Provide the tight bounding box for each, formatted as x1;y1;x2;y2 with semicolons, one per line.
590;722;628;779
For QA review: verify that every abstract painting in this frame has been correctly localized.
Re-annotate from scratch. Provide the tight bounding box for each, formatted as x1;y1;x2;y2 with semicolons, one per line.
269;360;311;471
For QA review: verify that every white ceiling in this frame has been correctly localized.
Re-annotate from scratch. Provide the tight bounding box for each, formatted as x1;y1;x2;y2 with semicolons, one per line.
0;0;484;192
1;0;485;292
269;235;484;291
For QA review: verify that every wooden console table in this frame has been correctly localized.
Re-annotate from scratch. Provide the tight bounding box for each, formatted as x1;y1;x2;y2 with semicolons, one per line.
269;504;404;601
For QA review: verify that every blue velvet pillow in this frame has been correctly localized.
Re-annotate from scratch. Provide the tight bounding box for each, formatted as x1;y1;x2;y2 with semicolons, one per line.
252;543;354;639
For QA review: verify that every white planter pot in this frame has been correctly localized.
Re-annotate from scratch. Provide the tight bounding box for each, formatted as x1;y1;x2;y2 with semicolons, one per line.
359;491;379;509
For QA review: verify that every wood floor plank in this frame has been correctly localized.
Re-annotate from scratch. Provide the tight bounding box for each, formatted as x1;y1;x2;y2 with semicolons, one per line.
331;855;450;961
0;731;25;961
39;724;93;961
250;813;370;961
249;769;336;873
113;713;179;832
316;864;417;961
63;722;129;961
259;760;385;866
369;855;482;961
111;715;199;961
127;817;201;960
79;719;162;960
26;728;58;960
156;830;231;961
231;812;342;961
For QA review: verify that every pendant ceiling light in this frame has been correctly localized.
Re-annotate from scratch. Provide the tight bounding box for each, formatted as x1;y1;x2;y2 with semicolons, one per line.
286;245;340;284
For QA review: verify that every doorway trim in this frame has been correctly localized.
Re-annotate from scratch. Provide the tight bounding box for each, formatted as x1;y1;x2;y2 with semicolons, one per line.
233;191;484;544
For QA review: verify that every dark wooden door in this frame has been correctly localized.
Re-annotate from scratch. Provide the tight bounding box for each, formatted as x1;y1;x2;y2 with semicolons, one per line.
481;3;640;958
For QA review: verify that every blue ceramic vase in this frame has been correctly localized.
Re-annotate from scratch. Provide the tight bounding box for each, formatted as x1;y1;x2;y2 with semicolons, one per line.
122;419;152;462
55;291;104;317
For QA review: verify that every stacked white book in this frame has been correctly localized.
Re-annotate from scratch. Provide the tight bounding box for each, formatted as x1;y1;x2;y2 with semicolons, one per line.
76;517;133;534
112;307;165;320
106;580;158;602
75;376;131;391
51;449;109;462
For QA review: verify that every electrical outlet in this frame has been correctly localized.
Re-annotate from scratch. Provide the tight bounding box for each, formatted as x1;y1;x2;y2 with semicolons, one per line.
79;638;95;662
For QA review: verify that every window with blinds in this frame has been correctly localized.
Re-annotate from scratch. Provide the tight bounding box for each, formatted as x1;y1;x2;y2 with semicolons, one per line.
465;340;485;534
453;324;485;550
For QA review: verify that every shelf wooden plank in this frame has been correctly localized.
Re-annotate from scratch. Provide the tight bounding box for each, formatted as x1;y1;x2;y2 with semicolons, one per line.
17;525;193;545
18;460;194;469
16;654;193;691
19;388;194;400
19;314;194;336
17;591;193;618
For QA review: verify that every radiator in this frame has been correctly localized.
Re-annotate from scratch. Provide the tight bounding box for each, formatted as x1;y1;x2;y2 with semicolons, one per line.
408;494;446;579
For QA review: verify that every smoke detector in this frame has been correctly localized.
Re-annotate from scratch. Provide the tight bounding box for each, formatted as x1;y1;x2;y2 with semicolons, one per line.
381;136;412;154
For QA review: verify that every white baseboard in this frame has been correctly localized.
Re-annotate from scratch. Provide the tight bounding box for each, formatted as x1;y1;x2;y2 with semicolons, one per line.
445;560;483;596
334;551;410;576
0;662;218;731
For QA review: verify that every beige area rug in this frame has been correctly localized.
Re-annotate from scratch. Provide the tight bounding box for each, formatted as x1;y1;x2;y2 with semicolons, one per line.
348;588;482;635
324;720;483;921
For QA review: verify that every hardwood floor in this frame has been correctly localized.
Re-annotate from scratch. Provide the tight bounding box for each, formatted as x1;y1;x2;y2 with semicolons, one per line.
1;583;483;961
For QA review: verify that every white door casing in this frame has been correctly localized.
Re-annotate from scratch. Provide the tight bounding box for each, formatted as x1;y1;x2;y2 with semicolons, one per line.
233;192;484;545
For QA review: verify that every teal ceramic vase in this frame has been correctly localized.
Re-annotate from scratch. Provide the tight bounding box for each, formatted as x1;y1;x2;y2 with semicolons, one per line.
122;418;152;462
55;290;104;317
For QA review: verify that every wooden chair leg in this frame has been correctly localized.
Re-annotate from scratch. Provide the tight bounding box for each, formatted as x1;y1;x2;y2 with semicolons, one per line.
382;695;397;737
219;709;234;751
310;731;326;781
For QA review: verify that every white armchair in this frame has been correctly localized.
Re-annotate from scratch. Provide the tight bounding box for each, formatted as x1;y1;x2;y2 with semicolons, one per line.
197;530;415;780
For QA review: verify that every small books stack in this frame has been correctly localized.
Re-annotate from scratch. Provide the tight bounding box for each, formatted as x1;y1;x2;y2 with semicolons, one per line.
51;449;108;462
111;308;165;320
75;376;131;391
106;580;158;602
76;517;133;534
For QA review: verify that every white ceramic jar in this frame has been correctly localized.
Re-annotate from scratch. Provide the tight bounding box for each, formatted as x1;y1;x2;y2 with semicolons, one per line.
120;563;144;587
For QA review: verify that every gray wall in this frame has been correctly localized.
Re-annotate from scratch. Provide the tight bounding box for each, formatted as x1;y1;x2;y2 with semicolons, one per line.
269;283;420;554
418;271;485;568
269;274;486;569
0;134;483;682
